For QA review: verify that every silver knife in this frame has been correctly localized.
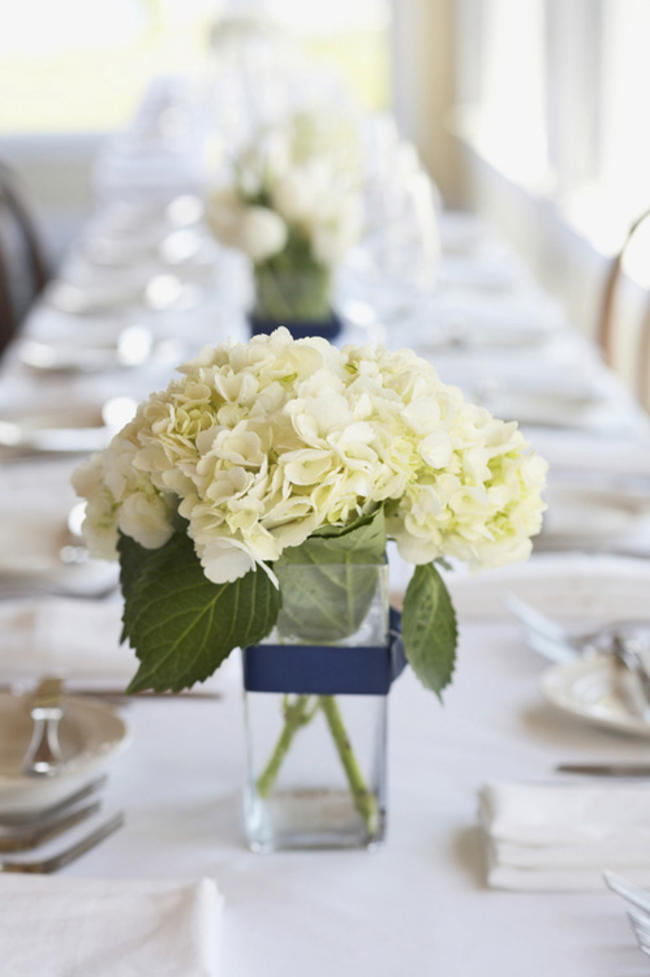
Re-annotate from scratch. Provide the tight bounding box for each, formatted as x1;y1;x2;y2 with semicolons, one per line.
557;762;650;777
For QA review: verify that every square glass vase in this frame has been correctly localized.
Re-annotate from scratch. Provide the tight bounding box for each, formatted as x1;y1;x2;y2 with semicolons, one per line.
243;562;390;853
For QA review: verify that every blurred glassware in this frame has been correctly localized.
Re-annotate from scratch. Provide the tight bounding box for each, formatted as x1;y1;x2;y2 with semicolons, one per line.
341;118;441;328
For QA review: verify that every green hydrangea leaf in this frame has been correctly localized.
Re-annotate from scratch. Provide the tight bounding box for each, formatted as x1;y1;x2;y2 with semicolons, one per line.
273;507;387;643
402;563;457;699
297;506;386;559
118;529;280;693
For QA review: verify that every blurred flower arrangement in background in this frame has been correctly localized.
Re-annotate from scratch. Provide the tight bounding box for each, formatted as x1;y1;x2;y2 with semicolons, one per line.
205;110;363;328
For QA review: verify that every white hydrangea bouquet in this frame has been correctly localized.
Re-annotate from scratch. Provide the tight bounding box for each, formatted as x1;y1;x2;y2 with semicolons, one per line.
74;324;546;693
73;328;546;842
205;110;362;327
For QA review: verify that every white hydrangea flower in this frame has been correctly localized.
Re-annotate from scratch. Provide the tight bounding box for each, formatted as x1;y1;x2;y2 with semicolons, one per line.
236;206;288;263
73;329;547;583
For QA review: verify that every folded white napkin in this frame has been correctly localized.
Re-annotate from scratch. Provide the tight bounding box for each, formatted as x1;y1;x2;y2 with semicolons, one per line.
0;598;135;683
0;876;223;976
479;782;650;891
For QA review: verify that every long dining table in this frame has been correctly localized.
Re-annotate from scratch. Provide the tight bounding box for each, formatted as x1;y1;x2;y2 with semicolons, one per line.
2;92;650;974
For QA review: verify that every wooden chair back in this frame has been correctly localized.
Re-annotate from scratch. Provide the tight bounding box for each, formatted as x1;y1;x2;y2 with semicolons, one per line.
597;206;650;409
0;163;51;353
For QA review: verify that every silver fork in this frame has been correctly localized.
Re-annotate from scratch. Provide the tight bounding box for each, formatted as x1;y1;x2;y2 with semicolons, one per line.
604;871;650;914
604;872;650;956
627;908;650;956
506;593;650;656
0;812;124;873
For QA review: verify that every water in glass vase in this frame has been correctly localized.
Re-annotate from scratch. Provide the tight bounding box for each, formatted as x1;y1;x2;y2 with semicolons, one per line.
242;561;390;852
244;691;387;851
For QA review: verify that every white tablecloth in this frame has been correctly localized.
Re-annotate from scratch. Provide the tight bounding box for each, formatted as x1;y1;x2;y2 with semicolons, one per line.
2;95;650;971
60;615;650;976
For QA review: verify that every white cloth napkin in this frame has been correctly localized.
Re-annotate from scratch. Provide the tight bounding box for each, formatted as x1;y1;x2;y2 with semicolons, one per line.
0;876;223;976
479;782;650;891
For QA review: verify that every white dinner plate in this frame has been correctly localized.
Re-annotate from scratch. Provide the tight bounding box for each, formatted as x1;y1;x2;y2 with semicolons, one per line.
0;398;136;454
483;390;610;429
541;485;650;541
541;655;650;738
0;507;119;597
18;329;183;375
0;693;131;814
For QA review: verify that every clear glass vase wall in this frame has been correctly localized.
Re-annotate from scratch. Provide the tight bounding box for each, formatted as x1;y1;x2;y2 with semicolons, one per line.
243;563;389;852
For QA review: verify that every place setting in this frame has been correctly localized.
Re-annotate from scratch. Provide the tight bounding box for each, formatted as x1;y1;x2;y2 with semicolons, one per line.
470;568;650;898
0;675;127;895
0;674;224;974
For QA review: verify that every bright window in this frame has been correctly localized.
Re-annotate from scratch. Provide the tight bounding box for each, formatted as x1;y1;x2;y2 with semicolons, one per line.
0;0;390;134
458;0;650;248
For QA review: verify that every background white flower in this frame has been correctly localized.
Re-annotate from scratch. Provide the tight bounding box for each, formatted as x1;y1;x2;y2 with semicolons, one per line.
236;207;288;263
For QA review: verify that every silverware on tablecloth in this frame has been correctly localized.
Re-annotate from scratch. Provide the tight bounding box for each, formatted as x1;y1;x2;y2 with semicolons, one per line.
507;593;650;708
0;776;107;828
0;811;124;873
0;685;221;704
605;871;650;913
604;872;650;957
0;581;119;601
0;801;101;853
76;688;222;702
556;763;650;777
22;677;64;776
506;593;650;658
626;908;650;957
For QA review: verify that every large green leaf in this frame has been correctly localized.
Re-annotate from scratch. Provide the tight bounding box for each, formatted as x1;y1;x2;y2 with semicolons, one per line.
274;507;387;643
118;529;280;693
402;563;457;698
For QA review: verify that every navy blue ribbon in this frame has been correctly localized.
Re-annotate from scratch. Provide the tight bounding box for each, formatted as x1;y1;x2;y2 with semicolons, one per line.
248;312;343;343
243;608;407;696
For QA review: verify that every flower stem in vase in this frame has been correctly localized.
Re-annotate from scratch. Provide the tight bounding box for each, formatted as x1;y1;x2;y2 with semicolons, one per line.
256;694;318;798
253;541;386;836
254;693;377;833
318;695;379;834
253;249;331;322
